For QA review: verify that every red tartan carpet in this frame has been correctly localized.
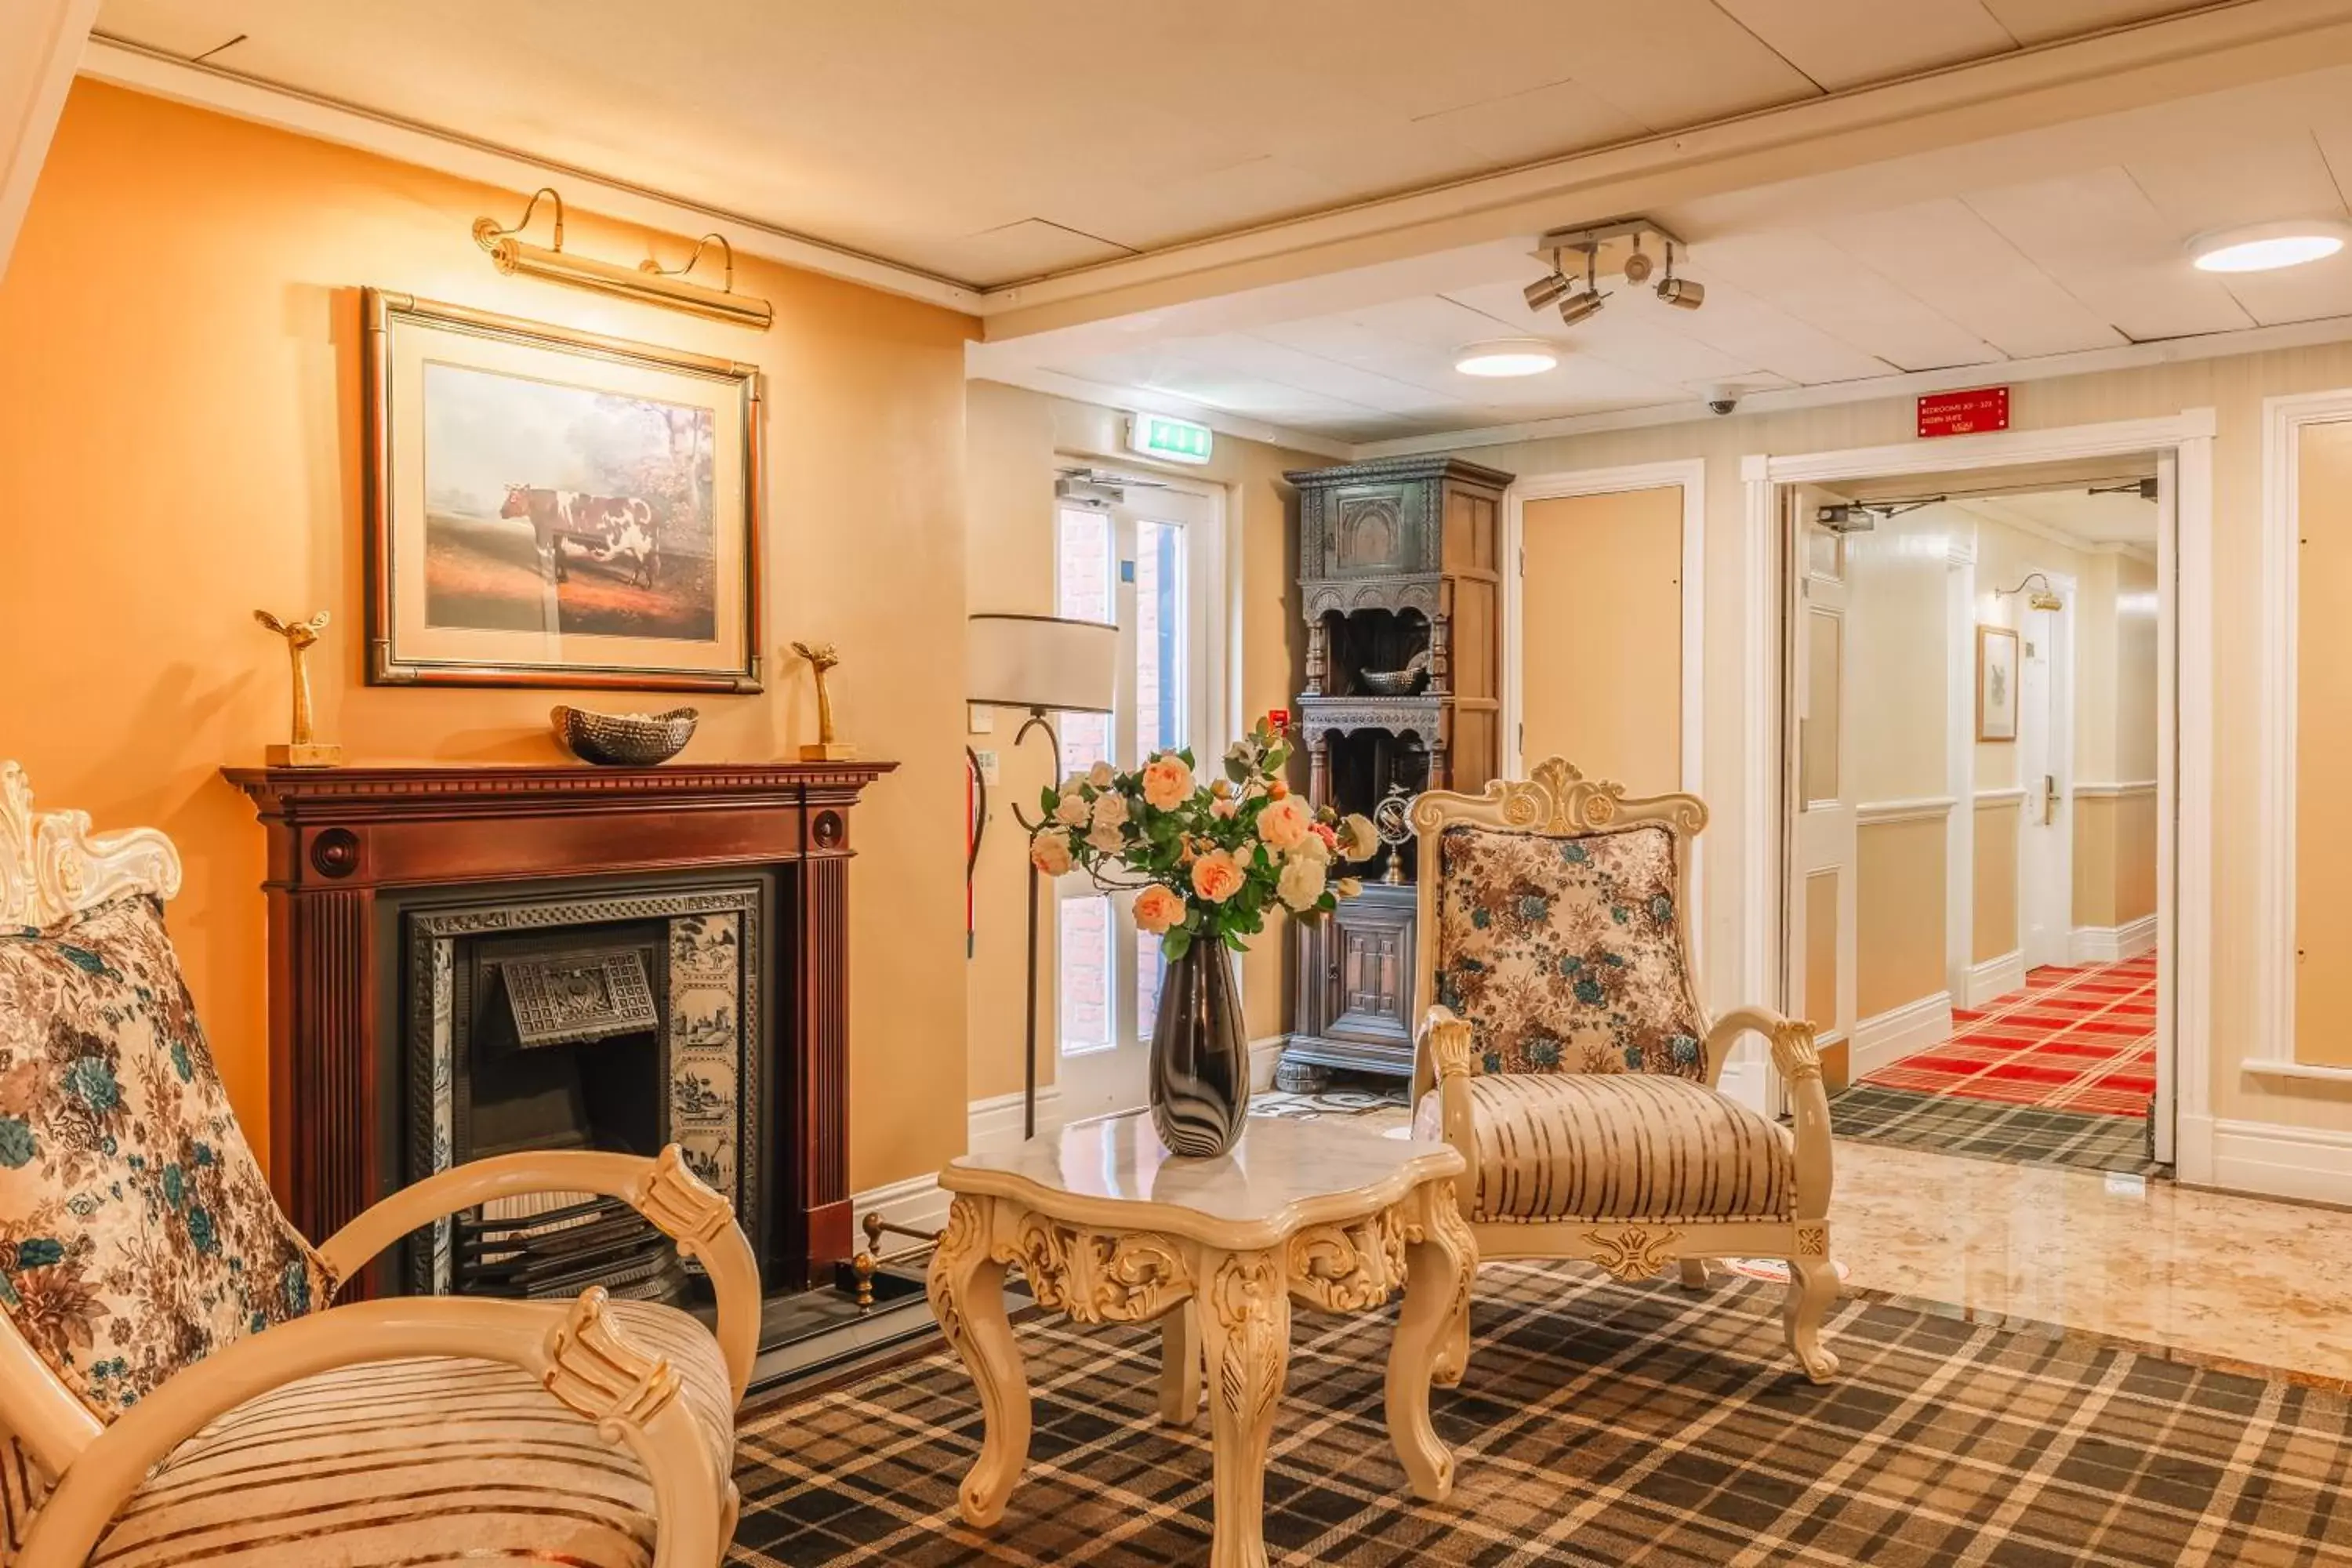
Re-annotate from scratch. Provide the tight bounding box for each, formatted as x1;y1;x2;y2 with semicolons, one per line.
1859;954;2157;1118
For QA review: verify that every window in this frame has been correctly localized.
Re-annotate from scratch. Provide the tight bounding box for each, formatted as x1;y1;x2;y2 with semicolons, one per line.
1051;487;1221;1114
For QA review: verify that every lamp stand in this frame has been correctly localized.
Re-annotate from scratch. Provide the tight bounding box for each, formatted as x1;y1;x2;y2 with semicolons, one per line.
1008;709;1062;1140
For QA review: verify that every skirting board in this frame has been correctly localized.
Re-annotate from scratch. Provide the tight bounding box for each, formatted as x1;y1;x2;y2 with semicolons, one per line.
1850;992;1955;1077
851;1087;1064;1247
1965;951;2026;1010
2176;1113;2352;1204
1251;1034;1287;1092
2071;915;2158;964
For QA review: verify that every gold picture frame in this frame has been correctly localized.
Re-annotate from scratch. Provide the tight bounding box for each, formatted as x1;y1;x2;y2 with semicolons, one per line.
1976;624;2019;742
363;288;764;691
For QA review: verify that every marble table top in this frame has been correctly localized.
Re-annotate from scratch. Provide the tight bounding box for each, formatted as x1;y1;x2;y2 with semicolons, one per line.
942;1111;1463;1249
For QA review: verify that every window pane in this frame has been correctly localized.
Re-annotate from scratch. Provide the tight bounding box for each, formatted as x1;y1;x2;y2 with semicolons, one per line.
1058;898;1112;1056
1057;506;1112;622
1136;931;1166;1042
1134;519;1186;764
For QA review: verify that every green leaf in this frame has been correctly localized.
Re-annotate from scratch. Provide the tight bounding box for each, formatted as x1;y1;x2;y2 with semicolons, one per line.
1040;786;1057;816
1164;928;1192;961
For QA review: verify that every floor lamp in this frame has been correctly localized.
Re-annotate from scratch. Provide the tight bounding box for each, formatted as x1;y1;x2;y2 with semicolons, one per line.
967;613;1117;1139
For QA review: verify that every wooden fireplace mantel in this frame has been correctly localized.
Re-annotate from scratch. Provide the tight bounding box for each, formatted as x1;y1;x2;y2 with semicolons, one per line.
223;760;895;1295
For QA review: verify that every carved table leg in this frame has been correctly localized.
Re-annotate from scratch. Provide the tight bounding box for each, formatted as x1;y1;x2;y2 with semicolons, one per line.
1387;1184;1473;1501
1429;1186;1475;1389
1159;1303;1201;1425
1196;1248;1290;1568
929;1196;1031;1526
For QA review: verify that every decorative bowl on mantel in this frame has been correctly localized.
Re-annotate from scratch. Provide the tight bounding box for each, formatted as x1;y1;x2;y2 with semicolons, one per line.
551;705;699;766
1359;650;1430;696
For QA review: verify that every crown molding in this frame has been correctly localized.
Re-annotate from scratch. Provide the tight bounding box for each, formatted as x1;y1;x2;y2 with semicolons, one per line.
78;34;982;314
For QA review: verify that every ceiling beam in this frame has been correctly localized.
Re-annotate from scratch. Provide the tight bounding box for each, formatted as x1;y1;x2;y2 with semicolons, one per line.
976;0;2352;340
0;0;100;287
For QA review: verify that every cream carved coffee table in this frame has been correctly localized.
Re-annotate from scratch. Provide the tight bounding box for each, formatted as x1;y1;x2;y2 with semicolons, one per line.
929;1112;1475;1568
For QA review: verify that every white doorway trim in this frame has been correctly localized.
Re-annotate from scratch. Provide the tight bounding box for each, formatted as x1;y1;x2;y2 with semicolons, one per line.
2252;388;2352;1084
1743;411;2215;1176
1501;458;1711;1004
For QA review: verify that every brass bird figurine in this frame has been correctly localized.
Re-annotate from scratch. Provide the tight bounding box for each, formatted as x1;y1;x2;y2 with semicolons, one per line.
254;609;340;767
790;640;853;760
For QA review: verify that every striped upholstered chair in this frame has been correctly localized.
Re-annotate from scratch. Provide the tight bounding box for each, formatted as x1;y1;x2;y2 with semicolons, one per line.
0;764;757;1568
1408;759;1842;1383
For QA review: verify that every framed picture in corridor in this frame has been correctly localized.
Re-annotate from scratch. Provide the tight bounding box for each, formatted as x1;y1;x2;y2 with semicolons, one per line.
1976;624;2019;742
363;289;764;691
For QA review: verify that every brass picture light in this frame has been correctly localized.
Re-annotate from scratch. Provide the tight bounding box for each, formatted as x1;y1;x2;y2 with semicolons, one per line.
472;187;774;330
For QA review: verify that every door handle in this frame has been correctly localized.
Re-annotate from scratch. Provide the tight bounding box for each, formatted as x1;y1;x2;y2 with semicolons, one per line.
2042;774;2060;822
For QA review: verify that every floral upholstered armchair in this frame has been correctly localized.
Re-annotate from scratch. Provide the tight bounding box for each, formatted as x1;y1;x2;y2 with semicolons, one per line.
1409;759;1841;1383
0;764;758;1568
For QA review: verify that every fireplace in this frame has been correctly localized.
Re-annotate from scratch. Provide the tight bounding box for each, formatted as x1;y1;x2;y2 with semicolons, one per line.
224;762;892;1299
402;888;764;1301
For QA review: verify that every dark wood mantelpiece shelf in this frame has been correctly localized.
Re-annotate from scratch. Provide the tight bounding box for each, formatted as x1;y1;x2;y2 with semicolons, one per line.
222;759;896;1300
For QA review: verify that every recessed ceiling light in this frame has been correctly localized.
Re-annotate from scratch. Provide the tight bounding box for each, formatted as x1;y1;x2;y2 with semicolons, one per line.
2188;220;2351;273
1454;339;1559;377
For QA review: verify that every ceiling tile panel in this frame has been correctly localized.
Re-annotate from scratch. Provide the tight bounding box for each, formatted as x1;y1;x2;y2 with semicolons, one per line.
1817;198;2129;358
1713;0;2019;90
1962;167;2256;339
1694;230;2008;371
1976;0;2220;45
1439;280;1777;387
1408;78;1653;166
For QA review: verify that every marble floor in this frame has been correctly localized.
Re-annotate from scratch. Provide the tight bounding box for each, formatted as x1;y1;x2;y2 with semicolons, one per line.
1835;1139;2352;1388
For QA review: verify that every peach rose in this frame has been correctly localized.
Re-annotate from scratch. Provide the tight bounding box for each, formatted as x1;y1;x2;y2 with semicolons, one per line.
1277;854;1327;911
1210;795;1240;819
1030;828;1075;877
1339;813;1380;861
1134;883;1186;935
1052;792;1091;826
1257;794;1312;851
1190;849;1246;903
1141;752;1195;810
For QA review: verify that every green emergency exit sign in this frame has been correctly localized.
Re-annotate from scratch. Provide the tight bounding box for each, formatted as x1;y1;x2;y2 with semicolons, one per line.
1127;412;1214;464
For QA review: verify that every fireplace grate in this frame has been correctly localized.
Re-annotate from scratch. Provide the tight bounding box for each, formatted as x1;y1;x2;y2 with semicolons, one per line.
454;1192;685;1302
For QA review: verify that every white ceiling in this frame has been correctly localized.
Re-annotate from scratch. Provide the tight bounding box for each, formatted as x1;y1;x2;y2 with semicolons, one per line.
94;0;2224;289
1962;489;2160;547
987;114;2352;444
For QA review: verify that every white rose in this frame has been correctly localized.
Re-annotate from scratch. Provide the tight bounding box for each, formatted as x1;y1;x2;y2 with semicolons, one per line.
1086;820;1127;853
1053;793;1091;826
1060;772;1088;794
1091;792;1130;830
1276;853;1328;911
1087;760;1116;788
1340;813;1381;861
1288;830;1332;865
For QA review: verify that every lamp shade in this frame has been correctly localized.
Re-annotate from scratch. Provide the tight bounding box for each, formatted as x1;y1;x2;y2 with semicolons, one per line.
967;613;1116;713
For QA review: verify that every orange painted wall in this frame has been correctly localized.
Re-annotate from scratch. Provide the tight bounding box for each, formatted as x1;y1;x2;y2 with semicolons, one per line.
0;82;976;1192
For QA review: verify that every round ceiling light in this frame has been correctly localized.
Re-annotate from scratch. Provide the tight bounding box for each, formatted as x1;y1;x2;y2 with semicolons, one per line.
2187;220;2351;273
1454;339;1559;377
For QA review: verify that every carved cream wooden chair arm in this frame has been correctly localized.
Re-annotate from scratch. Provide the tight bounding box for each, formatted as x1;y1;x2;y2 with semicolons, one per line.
1412;1006;1480;1218
1704;1007;1835;1223
15;1290;724;1568
316;1144;760;1403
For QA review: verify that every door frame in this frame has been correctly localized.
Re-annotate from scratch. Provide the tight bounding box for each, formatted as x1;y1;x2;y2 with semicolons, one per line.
1744;411;2214;1171
2252;387;2352;1085
1502;459;1709;971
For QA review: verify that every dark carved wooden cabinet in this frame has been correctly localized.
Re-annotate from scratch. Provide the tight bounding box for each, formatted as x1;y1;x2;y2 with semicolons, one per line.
1279;455;1513;1087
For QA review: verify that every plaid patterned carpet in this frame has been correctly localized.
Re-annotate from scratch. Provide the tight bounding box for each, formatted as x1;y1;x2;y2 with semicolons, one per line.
728;1261;2349;1566
1828;1084;2161;1175
1861;956;2157;1117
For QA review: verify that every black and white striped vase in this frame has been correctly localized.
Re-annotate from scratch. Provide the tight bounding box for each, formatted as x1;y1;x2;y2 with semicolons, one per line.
1148;941;1250;1158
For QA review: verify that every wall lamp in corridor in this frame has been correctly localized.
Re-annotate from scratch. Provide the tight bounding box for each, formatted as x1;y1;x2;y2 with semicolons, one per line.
1996;572;2067;612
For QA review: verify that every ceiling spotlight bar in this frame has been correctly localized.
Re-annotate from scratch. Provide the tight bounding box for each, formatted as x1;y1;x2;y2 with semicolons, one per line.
1526;215;1702;321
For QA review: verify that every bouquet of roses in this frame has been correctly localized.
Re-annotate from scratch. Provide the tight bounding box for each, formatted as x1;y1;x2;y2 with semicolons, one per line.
1029;719;1378;961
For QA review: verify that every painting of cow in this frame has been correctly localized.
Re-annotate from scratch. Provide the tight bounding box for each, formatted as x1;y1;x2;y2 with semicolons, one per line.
416;361;720;644
499;486;662;587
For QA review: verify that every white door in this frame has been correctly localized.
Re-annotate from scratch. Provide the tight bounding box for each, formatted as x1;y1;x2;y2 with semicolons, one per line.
1785;490;1858;1074
2016;594;2074;971
1054;485;1223;1122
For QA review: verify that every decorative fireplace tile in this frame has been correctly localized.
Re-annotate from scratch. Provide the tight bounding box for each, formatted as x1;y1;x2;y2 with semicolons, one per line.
429;938;455;1294
667;912;742;1205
